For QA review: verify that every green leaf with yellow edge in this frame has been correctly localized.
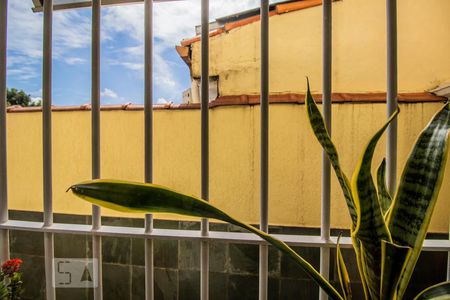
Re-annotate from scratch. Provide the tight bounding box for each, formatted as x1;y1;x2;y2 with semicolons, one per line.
387;102;450;299
352;237;370;300
305;80;357;229
413;281;450;300
69;179;344;300
351;108;399;299
376;158;392;216
336;235;352;300
380;240;412;300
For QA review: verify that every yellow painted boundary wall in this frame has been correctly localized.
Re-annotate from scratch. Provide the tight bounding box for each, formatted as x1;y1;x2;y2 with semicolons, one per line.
190;0;450;95
6;102;450;232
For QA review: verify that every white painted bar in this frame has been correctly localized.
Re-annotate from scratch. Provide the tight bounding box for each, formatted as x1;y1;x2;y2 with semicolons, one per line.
200;0;210;299
143;3;154;297
32;0;184;12
144;217;154;300
259;1;269;299
42;0;56;298
448;221;450;280
44;233;54;298
1;221;449;252
0;0;9;263
386;0;398;195
319;0;332;299
91;0;103;299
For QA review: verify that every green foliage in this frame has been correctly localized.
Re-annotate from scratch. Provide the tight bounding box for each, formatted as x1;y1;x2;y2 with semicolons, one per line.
413;282;450;300
305;81;450;300
0;284;7;300
69;180;343;299
6;88;40;107
70;82;450;300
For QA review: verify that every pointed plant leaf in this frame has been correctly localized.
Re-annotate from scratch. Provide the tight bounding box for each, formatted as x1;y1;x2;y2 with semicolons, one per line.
352;237;370;300
380;240;412;300
336;235;352;300
377;158;392;216
305;80;357;229
352;109;398;241
360;243;384;300
69;179;343;300
413;281;450;300
387;102;450;299
351;108;399;299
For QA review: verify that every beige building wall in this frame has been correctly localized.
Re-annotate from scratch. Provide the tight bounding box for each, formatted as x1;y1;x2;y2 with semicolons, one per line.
189;0;450;96
6;102;450;232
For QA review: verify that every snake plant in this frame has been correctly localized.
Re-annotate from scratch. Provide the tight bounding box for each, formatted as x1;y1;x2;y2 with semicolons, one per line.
69;83;450;300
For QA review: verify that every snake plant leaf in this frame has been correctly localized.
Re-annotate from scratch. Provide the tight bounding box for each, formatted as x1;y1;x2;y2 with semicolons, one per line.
380;240;412;300
351;108;398;299
69;179;344;300
376;158;392;216
352;237;370;300
387;102;450;299
305;80;357;228
352;108;398;242
413;281;450;300
336;235;352;300
360;244;384;300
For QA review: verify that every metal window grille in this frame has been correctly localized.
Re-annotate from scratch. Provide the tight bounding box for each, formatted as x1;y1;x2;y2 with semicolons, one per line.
0;1;449;300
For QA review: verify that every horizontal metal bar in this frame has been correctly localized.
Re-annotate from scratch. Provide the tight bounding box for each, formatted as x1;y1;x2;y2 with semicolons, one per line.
1;220;449;251
32;0;184;13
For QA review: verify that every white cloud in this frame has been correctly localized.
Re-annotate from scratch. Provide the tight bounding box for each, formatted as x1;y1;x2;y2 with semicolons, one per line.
108;61;144;71
7;0;91;81
100;1;281;100
7;65;39;81
102;0;267;50
7;0;283;98
100;88;132;104
64;57;86;65
101;88;119;99
157;98;170;104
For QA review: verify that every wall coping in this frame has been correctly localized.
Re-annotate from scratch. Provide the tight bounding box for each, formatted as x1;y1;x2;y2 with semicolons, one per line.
6;92;446;113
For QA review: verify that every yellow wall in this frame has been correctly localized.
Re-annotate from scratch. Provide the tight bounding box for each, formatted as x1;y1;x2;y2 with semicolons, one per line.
190;0;450;95
6;102;450;233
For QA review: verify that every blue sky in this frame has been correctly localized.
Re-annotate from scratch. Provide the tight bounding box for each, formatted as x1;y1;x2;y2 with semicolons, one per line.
6;0;269;105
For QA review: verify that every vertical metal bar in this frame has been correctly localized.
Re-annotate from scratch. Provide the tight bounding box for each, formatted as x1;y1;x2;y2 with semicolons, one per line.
43;0;53;230
91;0;101;224
200;0;209;299
144;0;154;299
144;217;154;300
448;219;450;280
319;1;332;300
386;0;398;195
0;0;10;263
42;0;55;299
259;1;269;299
448;224;450;281
92;0;102;299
